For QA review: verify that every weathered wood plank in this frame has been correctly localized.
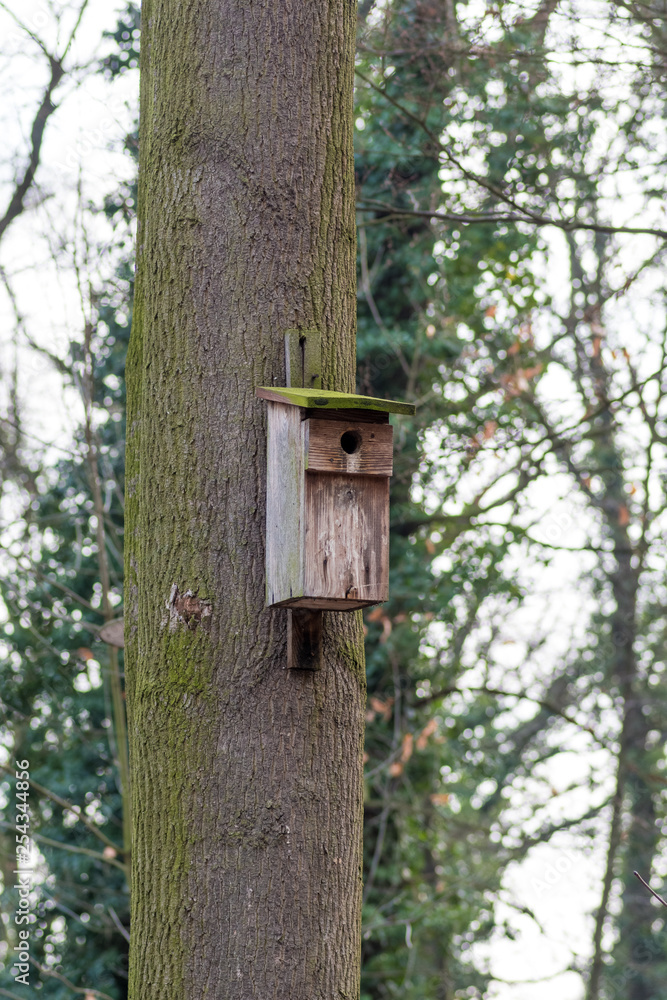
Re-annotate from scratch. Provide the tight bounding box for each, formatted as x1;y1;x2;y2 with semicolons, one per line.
304;474;389;606
306;419;393;476
265;402;305;605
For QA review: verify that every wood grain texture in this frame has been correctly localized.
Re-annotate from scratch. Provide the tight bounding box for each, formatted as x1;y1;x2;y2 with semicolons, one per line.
265;409;392;610
304;474;389;606
266;402;305;606
305;406;389;424
306;418;393;476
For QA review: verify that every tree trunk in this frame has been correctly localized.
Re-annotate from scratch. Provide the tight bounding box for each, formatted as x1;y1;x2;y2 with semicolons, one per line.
125;1;365;997
584;300;657;1000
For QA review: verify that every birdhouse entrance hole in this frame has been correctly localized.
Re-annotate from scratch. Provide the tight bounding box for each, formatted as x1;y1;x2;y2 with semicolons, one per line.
340;430;361;454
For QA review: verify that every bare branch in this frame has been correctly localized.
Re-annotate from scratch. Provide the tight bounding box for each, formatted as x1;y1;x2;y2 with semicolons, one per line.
28;958;114;1000
109;905;131;944
634;870;667;908
0;822;127;875
0;0;92;243
0;762;124;854
356;200;667;242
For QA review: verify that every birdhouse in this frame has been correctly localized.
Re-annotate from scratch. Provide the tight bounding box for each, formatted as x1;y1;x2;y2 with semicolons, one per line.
256;387;415;611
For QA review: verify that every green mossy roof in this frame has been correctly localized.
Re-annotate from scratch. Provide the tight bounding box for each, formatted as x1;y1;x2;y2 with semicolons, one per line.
255;386;416;415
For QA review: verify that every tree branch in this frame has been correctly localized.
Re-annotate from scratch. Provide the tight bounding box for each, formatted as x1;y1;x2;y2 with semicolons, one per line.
0;0;91;243
356;200;667;241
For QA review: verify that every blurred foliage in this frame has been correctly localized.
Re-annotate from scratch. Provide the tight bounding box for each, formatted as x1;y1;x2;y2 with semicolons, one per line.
356;2;667;999
0;293;131;994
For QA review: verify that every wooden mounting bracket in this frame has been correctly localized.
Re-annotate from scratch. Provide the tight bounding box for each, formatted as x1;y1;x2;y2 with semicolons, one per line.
285;329;322;391
284;328;323;670
287;609;322;671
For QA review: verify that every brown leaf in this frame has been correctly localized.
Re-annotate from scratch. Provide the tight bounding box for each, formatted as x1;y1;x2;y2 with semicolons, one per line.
416;717;438;751
400;733;414;763
389;761;404;777
379;615;392;644
518;364;543;381
618;505;630;526
430;793;450;806
370;696;394;721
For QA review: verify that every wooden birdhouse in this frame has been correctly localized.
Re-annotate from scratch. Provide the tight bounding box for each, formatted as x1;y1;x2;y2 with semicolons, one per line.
256;386;415;612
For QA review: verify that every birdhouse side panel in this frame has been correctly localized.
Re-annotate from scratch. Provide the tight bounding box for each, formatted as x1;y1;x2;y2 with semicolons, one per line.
304;474;389;606
265;403;306;606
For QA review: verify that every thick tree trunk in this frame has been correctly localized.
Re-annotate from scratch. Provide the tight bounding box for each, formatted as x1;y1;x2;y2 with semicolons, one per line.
125;2;365;997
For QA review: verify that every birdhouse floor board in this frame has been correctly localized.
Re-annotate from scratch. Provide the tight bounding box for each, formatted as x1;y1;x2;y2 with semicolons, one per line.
271;596;381;611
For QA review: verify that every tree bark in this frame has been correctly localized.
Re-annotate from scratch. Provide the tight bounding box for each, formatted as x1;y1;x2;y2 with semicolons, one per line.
581;290;656;1000
125;2;365;997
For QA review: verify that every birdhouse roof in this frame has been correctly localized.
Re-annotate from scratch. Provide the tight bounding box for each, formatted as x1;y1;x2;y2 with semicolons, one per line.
255;387;415;416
